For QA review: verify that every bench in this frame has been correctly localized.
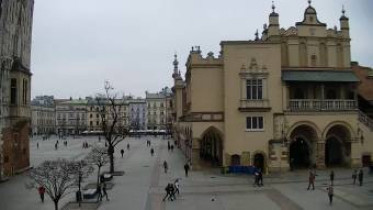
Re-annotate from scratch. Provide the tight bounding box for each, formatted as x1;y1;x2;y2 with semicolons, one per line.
83;188;97;199
102;173;113;182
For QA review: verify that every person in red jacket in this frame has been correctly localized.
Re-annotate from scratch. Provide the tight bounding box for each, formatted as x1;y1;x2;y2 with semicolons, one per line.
38;186;46;203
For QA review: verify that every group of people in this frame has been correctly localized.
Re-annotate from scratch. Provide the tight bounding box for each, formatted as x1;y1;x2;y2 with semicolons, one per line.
167;141;174;152
120;143;131;158
96;181;110;201
162;179;180;201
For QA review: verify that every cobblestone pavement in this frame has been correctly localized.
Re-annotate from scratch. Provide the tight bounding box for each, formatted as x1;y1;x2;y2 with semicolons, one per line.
0;135;372;210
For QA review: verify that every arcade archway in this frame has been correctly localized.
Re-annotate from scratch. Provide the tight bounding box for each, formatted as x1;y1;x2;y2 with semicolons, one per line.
254;153;265;172
199;127;223;167
324;125;351;167
289;125;318;169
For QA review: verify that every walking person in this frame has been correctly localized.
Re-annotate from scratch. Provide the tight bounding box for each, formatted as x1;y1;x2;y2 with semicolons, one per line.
258;168;263;186
307;169;315;190
102;182;110;201
330;170;335;186
120;149;124;158
37;142;39;149
162;183;171;201
169;183;175;201
358;169;364;186
327;184;334;205
127;143;130;150
168;141;171;151
352;169;357;185
184;162;190;177
163;161;168;173
150;148;154;156
174;179;180;195
38;185;45;203
97;185;103;201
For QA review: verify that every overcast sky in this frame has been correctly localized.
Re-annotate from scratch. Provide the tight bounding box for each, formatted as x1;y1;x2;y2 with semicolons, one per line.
31;0;373;99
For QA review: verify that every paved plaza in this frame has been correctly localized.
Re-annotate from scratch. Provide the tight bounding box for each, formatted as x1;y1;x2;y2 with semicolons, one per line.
0;135;372;210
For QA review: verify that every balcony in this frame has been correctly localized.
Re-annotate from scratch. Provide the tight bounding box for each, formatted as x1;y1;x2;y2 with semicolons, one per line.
239;99;271;112
289;99;357;111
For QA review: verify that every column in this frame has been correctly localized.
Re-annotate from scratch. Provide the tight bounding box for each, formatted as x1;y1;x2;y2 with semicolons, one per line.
316;141;326;169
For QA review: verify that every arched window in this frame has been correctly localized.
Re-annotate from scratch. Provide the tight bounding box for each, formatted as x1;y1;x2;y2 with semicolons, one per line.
319;43;327;66
311;55;317;66
299;43;307;66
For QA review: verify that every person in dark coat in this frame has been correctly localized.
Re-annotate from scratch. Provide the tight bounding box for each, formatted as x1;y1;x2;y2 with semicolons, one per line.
258;168;263;186
358;169;364;186
127;143;130;150
327;184;334;205
352;169;357;185
162;183;172;201
163;161;168;173
330;170;335;186
120;149;124;158
150;148;154;156
102;182;109;201
97;185;103;201
184;163;190;177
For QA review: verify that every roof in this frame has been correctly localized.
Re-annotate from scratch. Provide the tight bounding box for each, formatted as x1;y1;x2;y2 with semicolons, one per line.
282;70;359;82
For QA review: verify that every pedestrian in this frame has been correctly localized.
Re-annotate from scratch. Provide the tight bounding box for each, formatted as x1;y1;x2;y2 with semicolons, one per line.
254;169;259;187
326;184;334;205
330;170;335;186
162;183;171;201
258;168;263;186
168;141;171;151
97;185;103;201
184;162;190;177
174;179;180;195
169;183;175;201
37;142;39;149
120;149;124;158
358;169;363;186
307;169;315;190
127;143;130;150
150;148;154;156
102;182;109;201
55;143;58;150
352;169;357;185
163;161;168;173
38;185;45;203
171;145;174;152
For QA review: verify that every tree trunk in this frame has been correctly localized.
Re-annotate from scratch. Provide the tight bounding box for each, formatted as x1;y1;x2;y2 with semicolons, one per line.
54;200;59;210
108;145;115;173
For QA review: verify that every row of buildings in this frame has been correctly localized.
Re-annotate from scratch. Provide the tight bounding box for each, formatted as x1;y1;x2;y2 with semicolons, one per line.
171;2;373;172
31;88;173;136
0;0;34;179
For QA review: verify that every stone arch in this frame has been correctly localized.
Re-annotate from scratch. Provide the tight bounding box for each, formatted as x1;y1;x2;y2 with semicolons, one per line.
253;150;267;173
286;121;322;141
231;154;241;166
323;122;353;167
322;121;356;141
199;126;224;167
288;122;320;169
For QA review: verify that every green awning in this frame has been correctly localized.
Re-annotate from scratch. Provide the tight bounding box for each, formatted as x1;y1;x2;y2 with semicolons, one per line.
282;70;359;82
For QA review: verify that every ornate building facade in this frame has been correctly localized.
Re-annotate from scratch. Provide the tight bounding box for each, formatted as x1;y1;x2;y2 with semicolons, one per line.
31;95;55;135
172;2;373;172
0;0;34;179
146;87;173;131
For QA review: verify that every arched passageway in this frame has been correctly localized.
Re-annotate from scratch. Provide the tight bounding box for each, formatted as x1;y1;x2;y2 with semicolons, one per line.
289;125;318;169
231;154;240;166
254;153;265;172
199;127;223;167
325;125;351;167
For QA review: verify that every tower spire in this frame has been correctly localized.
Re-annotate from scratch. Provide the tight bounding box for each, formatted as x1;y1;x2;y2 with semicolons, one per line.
342;5;346;16
271;1;275;13
172;53;179;78
308;0;312;6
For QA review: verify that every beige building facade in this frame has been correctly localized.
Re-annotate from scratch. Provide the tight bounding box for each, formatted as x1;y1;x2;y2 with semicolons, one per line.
172;2;373;172
146;88;173;131
31;96;56;135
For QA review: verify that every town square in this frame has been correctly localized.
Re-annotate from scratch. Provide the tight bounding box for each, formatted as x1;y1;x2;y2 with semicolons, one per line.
1;0;373;209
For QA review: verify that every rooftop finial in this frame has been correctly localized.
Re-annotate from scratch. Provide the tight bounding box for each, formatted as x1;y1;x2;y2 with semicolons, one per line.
342;5;346;16
272;1;275;13
173;53;179;76
308;0;312;6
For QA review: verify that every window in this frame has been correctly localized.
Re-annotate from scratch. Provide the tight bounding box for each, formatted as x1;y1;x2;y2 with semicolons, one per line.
23;79;28;105
246;116;264;131
246;79;262;99
10;78;17;105
311;55;317;66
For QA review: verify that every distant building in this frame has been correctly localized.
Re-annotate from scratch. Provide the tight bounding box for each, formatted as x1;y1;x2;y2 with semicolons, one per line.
172;2;373;171
31;96;56;135
128;98;147;130
55;98;88;135
0;0;34;179
146;87;173;131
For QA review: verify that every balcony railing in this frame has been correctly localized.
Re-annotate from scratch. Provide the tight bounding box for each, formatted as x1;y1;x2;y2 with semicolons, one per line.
289;99;357;111
239;99;271;111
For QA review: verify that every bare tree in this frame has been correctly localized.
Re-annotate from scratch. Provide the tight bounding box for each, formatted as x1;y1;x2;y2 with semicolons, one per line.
96;81;128;173
87;146;110;187
27;159;93;210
